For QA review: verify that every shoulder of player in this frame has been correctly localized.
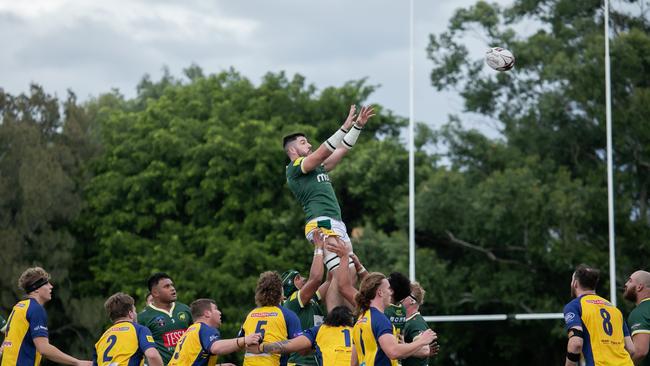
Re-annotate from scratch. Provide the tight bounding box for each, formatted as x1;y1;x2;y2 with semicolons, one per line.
175;302;191;312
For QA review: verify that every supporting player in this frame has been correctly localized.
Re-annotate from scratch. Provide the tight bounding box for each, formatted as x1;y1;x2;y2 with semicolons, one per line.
283;104;375;310
281;230;328;366
94;292;163;366
384;273;411;341
169;299;261;366
256;306;355;366
138;273;192;365
563;264;635;366
240;271;303;366
623;270;650;365
1;267;92;366
351;273;436;366
402;283;439;366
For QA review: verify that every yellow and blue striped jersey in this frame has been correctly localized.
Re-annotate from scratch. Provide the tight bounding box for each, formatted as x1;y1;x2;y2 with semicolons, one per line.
93;321;156;366
352;307;398;366
240;306;302;366
169;322;221;366
563;294;633;366
303;324;353;366
1;299;49;366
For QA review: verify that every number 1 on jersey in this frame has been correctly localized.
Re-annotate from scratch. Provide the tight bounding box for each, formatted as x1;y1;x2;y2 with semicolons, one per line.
341;329;351;347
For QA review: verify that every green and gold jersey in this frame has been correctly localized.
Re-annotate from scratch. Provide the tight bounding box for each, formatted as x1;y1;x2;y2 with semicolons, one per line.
286;157;342;222
384;304;407;338
402;313;430;366
283;290;325;366
137;302;192;365
628;298;650;366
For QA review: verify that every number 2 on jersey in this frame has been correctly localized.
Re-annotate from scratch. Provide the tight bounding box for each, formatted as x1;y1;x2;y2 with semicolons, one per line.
102;335;117;362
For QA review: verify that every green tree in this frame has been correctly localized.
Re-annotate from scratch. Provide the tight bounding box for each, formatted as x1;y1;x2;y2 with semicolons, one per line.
423;0;650;364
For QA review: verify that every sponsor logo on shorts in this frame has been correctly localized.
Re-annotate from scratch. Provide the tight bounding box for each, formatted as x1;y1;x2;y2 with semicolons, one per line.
564;313;576;323
163;329;187;347
251;312;278;318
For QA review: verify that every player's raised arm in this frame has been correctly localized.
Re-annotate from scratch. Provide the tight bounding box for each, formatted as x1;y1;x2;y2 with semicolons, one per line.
298;230;326;305
323;105;375;172
325;240;358;306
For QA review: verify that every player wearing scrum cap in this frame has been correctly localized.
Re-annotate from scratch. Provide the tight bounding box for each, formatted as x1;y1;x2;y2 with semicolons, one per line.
1;267;92;366
283;105;375;310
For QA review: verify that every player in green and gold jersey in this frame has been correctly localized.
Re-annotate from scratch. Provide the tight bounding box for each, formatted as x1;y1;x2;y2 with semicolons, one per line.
624;270;650;365
283;105;375;310
402;283;439;366
138;273;192;365
384;272;411;341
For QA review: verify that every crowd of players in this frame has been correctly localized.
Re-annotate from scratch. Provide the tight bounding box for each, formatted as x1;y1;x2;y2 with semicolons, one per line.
1;106;650;366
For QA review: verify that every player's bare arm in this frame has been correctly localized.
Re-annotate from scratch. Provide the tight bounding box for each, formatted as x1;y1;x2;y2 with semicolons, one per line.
378;329;436;359
299;230;326;305
144;347;163;366
298;105;356;173
323;105;375;172
624;335;636;359
211;333;261;355
631;333;649;362
33;337;92;366
325;240;358;306
565;326;583;366
259;336;312;354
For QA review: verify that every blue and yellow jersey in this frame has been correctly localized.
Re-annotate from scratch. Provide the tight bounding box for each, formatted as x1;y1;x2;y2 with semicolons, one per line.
563;294;633;366
303;324;353;366
352;307;398;366
1;299;49;366
93;321;156;366
240;306;302;366
169;322;221;366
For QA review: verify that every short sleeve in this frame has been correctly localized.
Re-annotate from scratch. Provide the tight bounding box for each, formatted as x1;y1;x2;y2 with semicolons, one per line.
136;324;157;352
370;309;394;340
403;318;429;343
303;326;320;346
281;307;303;339
287;158;306;178
628;307;650;336
563;300;582;330
199;324;221;352
27;302;49;339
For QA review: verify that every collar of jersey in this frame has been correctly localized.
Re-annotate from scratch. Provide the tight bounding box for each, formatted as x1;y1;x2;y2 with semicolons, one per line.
405;312;420;321
149;302;176;317
640;297;650;304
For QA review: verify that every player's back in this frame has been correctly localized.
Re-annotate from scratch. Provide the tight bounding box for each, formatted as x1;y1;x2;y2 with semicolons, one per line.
565;294;633;366
304;324;353;366
352;307;397;366
2;299;48;366
241;306;302;366
168;323;219;366
94;321;155;366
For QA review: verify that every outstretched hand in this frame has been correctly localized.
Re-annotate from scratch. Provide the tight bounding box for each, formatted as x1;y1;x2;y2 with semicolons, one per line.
325;239;348;257
355;105;375;128
343;105;357;131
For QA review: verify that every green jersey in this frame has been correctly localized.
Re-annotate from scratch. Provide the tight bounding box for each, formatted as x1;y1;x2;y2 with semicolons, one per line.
384;303;407;338
283;290;325;366
286;157;342;222
137;302;192;365
403;312;430;366
628;298;650;366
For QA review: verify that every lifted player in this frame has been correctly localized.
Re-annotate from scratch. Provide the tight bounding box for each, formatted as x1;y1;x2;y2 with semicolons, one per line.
283;105;375;310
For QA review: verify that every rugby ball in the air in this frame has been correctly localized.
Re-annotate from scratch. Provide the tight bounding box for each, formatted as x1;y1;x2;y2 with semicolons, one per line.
485;47;515;71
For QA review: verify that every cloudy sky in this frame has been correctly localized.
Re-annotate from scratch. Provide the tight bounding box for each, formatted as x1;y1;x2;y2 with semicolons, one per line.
0;0;511;129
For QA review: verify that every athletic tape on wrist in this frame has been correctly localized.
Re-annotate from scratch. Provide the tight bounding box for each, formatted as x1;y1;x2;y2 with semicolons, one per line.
325;128;348;152
342;124;362;149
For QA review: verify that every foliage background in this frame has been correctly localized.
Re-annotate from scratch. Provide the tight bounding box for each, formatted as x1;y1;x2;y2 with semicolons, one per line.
1;0;649;364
